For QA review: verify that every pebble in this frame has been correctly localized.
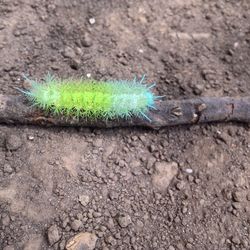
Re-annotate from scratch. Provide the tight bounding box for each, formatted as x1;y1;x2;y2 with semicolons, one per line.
168;246;175;250
63;46;76;59
0;131;6;147
95;169;102;178
27;135;34;141
185;168;193;174
232;191;245;202
0;24;5;30
47;224;61;245
70;59;81;70
193;84;203;95
66;232;97;250
79;194;90;206
70;219;83;231
93;138;103;147
93;212;102;218
232;236;241;245
6;134;22;151
176;181;185;191
2;214;10;226
108;191;119;200
88;18;96;25
187;175;194;182
81;33;93;47
130;160;141;169
23;234;43;250
3;246;15;250
152;161;178;192
148;144;157;152
3;164;14;174
59;240;66;250
117;214;132;228
105;235;116;245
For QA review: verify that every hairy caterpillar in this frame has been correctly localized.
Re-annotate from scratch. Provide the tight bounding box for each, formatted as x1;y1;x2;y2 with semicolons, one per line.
16;74;162;121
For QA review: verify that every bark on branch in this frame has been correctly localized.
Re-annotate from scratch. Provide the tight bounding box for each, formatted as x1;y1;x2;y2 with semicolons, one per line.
0;94;249;129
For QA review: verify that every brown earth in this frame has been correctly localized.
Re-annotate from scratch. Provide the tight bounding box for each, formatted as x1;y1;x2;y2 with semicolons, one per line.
0;0;250;249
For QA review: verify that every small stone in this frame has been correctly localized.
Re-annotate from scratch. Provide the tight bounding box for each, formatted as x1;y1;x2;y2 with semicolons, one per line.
176;243;185;250
185;168;193;174
215;131;229;144
93;138;103;147
146;37;158;51
63;46;76;59
176;181;185;190
70;219;83;231
2;214;10;226
88;18;95;25
187;175;194;182
23;234;43;250
105;235;116;245
232;236;241;245
66;232;97;250
95;169;102;178
152;161;178;192
117;214;132;228
130;160;141;169
232;202;241;210
79;194;90;206
182;207;188;214
108;191;119;200
6;134;22;151
0;131;6;147
81;33;93;47
168;246;175;250
148;144;157;152
193;85;203;95
59;240;66;250
3;164;13;174
93;212;102;218
232;191;245;202
27;135;34;141
246;193;250;201
47;225;61;245
3;246;15;250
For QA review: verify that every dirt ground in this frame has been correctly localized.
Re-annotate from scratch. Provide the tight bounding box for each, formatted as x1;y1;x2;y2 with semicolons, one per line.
0;0;250;249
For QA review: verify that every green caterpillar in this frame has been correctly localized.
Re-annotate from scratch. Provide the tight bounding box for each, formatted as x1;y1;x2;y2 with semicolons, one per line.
17;74;162;121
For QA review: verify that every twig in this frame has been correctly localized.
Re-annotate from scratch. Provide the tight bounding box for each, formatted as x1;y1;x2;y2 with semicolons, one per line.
0;94;249;129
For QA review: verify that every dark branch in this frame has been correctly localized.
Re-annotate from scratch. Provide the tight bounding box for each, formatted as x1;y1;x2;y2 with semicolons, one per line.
0;94;249;129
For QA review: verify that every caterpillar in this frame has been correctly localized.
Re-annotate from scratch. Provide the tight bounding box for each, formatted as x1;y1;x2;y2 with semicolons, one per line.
16;74;162;121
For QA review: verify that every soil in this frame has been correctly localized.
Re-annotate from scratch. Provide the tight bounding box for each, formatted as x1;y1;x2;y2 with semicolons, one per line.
0;0;250;250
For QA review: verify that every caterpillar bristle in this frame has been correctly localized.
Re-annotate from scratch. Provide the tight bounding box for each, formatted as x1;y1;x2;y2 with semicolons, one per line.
139;111;151;122
154;95;165;100
139;75;146;84
148;105;157;110
147;83;156;89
